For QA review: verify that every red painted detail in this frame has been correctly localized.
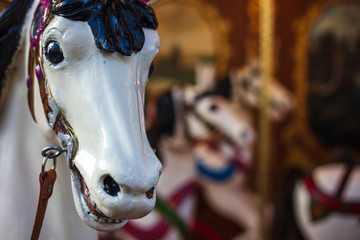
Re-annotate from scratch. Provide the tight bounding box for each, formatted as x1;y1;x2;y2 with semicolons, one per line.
123;181;197;239
304;173;360;215
192;219;224;240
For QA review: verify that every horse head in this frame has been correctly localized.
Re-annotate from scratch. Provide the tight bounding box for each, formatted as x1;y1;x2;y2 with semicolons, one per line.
156;63;255;163
183;86;255;150
230;59;294;122
23;0;162;231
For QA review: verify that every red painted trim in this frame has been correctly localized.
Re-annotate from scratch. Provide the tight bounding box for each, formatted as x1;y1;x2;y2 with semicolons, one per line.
123;220;169;240
123;181;197;239
192;219;223;240
304;174;360;215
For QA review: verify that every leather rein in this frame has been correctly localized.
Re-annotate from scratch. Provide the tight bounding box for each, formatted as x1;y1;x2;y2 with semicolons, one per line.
30;146;66;240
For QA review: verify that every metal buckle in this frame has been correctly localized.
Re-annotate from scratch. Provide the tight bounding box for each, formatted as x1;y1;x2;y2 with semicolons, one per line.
41;145;66;177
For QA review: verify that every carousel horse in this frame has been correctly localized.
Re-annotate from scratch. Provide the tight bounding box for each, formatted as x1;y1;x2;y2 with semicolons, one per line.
272;152;360;240
0;0;162;239
293;152;360;240
272;6;360;239
192;134;262;240
176;61;293;240
103;64;256;240
184;61;292;240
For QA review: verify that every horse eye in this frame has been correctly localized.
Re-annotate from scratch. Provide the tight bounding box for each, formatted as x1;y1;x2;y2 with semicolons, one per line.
209;104;218;112
45;40;64;65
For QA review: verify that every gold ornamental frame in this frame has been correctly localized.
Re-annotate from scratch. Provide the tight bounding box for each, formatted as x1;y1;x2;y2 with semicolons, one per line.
154;0;232;77
283;0;360;169
246;0;260;59
257;0;275;239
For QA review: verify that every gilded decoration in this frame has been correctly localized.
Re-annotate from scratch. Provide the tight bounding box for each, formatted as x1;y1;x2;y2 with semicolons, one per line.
283;0;360;169
257;0;276;238
246;0;280;66
246;0;260;59
153;0;231;77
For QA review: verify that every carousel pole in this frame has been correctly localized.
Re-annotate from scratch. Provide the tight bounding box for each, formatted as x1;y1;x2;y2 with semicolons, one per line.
258;0;275;239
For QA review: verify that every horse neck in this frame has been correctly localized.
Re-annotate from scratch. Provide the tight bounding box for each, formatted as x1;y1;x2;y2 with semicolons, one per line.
0;0;45;184
0;27;43;168
0;39;48;239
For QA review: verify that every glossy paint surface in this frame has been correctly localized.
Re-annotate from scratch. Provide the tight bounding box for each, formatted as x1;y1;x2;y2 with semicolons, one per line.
51;0;158;56
0;0;162;237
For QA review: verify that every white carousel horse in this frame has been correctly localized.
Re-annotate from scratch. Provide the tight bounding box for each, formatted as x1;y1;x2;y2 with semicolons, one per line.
272;151;360;240
183;76;257;240
104;65;255;239
294;155;360;240
192;64;267;240
186;61;293;240
0;0;162;239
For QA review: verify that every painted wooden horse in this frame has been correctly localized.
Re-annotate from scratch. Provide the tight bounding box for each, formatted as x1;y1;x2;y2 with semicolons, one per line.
0;0;162;239
272;153;360;240
192;64;268;240
194;61;294;239
166;65;256;240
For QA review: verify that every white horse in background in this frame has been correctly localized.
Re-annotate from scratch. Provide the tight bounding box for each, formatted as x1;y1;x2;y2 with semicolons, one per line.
0;0;162;239
272;150;360;240
191;63;267;240
294;155;360;240
189;61;294;240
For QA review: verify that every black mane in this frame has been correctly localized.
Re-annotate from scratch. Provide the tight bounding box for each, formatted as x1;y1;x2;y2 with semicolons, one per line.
51;0;158;56
0;0;35;95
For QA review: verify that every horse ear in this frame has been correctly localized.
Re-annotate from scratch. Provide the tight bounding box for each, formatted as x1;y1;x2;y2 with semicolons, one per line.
157;90;176;137
141;0;159;6
215;75;232;99
195;63;216;92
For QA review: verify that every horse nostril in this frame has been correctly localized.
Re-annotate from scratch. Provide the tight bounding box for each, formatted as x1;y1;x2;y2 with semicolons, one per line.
146;187;155;199
103;175;120;196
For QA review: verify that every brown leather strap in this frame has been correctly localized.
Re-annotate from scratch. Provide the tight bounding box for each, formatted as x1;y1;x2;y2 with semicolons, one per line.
30;169;57;240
